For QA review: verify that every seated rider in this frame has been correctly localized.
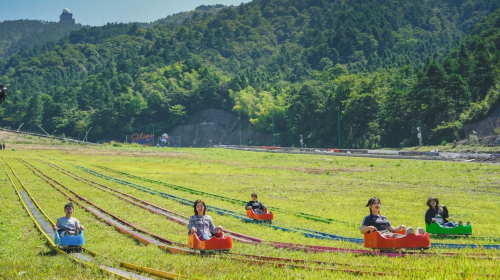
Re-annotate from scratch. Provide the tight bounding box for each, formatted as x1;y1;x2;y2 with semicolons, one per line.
246;193;267;214
361;197;425;237
0;84;7;104
53;202;84;237
188;199;223;241
425;196;468;228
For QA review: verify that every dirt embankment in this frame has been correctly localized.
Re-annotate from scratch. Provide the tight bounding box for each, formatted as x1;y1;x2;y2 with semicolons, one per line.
459;135;500;146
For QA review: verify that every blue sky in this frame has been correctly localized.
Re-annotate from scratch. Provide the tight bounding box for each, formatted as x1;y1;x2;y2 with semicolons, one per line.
1;0;252;26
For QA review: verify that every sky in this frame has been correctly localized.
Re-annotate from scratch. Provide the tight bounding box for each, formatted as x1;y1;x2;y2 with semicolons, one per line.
0;0;253;26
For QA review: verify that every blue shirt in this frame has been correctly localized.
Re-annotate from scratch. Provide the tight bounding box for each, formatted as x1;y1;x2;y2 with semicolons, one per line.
362;214;391;231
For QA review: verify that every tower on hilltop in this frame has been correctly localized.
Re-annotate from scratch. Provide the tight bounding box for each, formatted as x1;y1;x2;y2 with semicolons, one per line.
59;8;75;23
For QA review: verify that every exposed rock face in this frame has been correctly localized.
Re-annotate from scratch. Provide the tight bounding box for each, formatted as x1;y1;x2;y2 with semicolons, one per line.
462;106;500;145
169;109;275;147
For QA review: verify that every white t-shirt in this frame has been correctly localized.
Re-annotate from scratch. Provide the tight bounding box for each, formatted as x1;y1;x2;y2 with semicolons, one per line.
56;217;80;230
435;214;444;224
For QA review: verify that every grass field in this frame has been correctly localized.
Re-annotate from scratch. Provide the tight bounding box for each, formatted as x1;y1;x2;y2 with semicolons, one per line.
1;141;499;279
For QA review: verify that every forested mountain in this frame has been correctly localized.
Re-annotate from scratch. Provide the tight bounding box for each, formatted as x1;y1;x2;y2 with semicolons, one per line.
1;0;500;147
0;20;84;58
153;5;226;26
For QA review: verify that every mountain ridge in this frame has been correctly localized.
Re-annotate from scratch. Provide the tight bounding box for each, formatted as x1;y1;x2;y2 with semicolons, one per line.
1;0;500;147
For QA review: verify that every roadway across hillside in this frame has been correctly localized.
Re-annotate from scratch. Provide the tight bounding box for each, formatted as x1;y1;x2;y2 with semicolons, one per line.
222;146;500;164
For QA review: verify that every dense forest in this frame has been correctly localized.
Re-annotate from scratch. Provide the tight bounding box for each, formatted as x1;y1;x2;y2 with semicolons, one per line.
0;20;84;58
1;0;500;147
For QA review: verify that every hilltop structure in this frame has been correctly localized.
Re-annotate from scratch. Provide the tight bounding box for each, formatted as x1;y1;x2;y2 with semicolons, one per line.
59;8;75;24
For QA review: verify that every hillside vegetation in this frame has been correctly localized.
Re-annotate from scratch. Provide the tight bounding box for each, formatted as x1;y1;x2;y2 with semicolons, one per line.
153;4;226;26
1;0;500;147
0;20;84;58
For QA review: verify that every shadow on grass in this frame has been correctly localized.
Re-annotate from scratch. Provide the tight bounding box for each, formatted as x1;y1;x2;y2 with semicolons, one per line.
38;250;59;257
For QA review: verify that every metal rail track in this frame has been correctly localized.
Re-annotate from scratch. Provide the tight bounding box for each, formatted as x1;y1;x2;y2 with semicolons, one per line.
94;165;351;225
36;159;500;261
68;162;500;251
40;160;384;255
1;158;183;280
15;157;396;276
72;164;364;243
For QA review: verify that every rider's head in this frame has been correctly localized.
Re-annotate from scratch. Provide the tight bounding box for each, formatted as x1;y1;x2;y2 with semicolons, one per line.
64;202;74;217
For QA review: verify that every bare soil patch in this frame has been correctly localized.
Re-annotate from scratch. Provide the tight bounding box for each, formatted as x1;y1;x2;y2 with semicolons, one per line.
270;166;367;174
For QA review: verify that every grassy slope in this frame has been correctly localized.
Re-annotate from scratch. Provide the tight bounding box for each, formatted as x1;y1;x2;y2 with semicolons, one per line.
52;146;499;240
0;140;499;279
0;164;111;279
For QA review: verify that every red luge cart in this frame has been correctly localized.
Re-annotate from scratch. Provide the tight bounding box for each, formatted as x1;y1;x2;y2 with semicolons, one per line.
364;230;430;251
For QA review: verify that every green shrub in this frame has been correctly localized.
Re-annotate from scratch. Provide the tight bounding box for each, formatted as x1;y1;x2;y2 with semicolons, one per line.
469;134;479;145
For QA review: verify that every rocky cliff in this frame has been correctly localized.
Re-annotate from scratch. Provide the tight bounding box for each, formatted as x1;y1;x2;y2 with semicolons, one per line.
169;109;275;147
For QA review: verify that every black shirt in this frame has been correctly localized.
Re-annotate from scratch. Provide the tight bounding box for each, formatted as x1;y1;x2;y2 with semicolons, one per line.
246;200;265;211
362;214;391;231
425;206;449;225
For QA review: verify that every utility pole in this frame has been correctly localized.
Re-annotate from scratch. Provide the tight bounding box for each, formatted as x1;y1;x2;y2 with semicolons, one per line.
152;124;155;146
272;113;275;146
36;124;50;137
238;117;241;146
83;127;92;142
336;107;341;148
417;127;422;147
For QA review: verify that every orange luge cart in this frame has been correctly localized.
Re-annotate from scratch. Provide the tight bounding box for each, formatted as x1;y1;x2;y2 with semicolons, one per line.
246;209;274;221
188;233;233;252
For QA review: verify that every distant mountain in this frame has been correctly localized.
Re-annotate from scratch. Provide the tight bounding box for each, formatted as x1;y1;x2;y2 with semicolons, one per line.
153;5;226;26
0;20;85;58
0;5;224;59
1;0;500;147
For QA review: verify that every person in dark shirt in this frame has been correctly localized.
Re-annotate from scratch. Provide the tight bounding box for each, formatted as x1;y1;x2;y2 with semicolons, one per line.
0;84;7;105
425;196;467;228
246;193;268;214
361;197;425;237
